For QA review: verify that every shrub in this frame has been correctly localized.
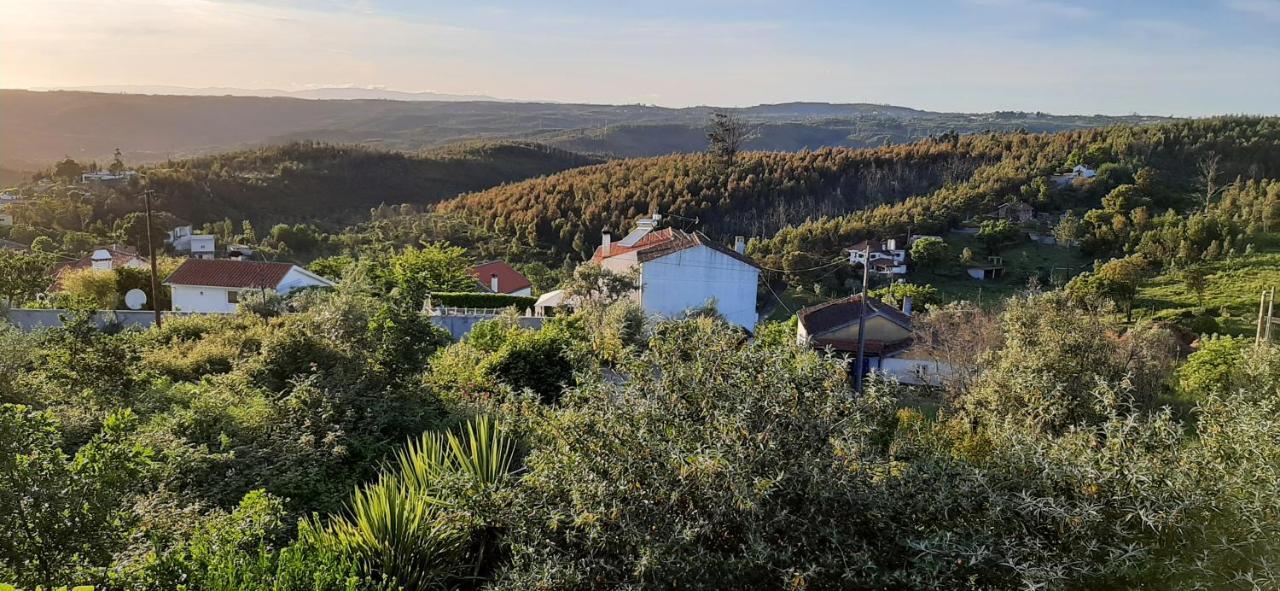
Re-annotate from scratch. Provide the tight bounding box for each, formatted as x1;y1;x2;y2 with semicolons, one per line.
430;292;537;311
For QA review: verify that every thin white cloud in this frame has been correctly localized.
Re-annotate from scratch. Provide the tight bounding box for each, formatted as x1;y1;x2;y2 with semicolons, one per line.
1226;0;1280;23
965;0;1095;19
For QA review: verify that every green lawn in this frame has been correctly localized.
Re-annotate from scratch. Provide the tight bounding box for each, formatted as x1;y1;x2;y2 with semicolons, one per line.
1136;250;1280;337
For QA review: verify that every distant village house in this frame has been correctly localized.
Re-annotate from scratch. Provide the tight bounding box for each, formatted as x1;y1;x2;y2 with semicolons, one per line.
848;237;908;276
471;260;533;296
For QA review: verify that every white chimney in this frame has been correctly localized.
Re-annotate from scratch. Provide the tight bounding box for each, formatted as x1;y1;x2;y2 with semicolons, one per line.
90;249;112;271
735;236;745;254
902;296;913;316
490;273;500;293
601;230;612;256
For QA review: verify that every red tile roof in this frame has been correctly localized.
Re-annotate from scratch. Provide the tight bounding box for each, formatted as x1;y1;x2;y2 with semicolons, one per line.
471;260;532;294
164;259;294;289
591;227;758;268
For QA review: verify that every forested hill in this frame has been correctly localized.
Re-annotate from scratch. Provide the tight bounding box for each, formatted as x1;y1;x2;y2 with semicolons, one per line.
435;117;1280;263
0;89;1170;170
139;141;600;225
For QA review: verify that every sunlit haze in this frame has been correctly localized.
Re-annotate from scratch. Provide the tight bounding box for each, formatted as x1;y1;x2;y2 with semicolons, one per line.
1;0;1279;114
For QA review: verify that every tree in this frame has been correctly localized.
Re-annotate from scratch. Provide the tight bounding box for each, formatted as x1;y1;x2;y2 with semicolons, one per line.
908;237;948;271
563;263;638;304
0;250;53;305
1197;151;1222;209
868;282;940;312
1101;184;1148;213
1180;266;1208;307
1053;212;1082;245
977;219;1022;254
57;268;119;308
706;112;748;168
1066;255;1147;320
53;157;83;183
109;148;125;175
389;242;476;306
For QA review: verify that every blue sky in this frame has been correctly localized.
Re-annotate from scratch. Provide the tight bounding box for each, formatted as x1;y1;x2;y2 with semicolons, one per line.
2;0;1277;115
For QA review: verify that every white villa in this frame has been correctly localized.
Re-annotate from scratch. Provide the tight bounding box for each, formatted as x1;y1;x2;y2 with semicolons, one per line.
591;215;761;329
165;259;334;313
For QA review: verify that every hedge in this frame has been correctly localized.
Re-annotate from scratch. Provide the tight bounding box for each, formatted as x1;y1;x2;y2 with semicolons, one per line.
430;292;538;310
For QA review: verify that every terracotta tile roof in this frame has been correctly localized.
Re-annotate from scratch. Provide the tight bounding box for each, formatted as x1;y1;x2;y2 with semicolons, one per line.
164;259;294;289
797;294;913;336
849;237;907;253
591;227;759;268
471;260;532;294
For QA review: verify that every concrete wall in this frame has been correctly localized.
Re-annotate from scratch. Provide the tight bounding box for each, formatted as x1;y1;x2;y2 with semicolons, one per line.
4;309;196;331
172;285;240;314
429;314;544;341
640;245;759;329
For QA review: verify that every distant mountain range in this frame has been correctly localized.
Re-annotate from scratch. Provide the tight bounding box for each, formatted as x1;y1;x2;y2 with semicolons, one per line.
30;85;512;103
0;89;1174;171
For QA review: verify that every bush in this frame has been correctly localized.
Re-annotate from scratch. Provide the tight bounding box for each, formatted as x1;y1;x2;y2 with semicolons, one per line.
430;292;537;311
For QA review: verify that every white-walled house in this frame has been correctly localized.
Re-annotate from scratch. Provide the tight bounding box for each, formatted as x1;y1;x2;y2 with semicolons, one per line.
51;246;148;289
168;225;216;258
0;212;12;226
848;237;908;275
165;259;334;313
591;217;760;329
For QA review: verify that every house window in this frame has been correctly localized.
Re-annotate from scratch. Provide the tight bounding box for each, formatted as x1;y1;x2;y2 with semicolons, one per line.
227;290;239;304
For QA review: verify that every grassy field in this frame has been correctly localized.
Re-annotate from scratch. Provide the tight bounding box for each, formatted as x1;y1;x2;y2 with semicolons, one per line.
1136;250;1280;337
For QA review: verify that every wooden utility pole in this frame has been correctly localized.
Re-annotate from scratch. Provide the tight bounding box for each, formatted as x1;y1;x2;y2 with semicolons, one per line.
854;245;870;394
1268;287;1276;344
142;189;162;327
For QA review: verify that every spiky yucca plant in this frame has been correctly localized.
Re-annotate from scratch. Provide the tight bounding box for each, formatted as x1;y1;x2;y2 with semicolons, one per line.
314;416;516;590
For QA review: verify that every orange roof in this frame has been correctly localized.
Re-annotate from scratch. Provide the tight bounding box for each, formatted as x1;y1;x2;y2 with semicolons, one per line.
591;227;758;268
164;259;294;289
471;260;532;294
51;247;147;290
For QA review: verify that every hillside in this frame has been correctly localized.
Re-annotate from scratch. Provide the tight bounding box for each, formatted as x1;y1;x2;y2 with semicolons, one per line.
437;136;1013;258
137;141;601;226
0;141;599;248
0;89;1170;170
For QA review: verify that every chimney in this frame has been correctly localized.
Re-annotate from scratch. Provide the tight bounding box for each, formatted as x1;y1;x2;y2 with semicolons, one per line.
490;273;500;293
601;229;612;256
902;296;913;317
91;249;112;271
734;236;745;254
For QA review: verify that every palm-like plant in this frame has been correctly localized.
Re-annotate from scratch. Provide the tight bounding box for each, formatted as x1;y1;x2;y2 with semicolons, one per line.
313;416;517;590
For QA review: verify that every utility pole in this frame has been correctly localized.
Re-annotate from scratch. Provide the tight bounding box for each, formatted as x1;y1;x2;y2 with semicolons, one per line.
142;189;162;327
1268;287;1276;344
854;245;870;394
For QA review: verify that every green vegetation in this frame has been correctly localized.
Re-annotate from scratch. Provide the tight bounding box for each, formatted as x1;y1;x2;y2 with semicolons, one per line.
4;289;1280;589
1137;249;1280;336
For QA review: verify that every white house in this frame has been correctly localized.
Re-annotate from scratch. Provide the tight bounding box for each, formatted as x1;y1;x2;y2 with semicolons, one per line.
165;259;334;313
167;225;216;258
0;212;12;227
1051;164;1098;186
848;237;908;275
80;171;137;186
471;260;533;296
51;246;149;289
189;235;216;259
591;216;760;329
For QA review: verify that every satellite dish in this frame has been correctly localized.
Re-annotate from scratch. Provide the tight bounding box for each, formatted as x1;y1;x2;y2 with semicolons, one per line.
124;288;148;310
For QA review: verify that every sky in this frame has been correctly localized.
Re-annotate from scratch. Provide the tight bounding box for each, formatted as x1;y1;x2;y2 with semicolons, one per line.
1;0;1278;115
